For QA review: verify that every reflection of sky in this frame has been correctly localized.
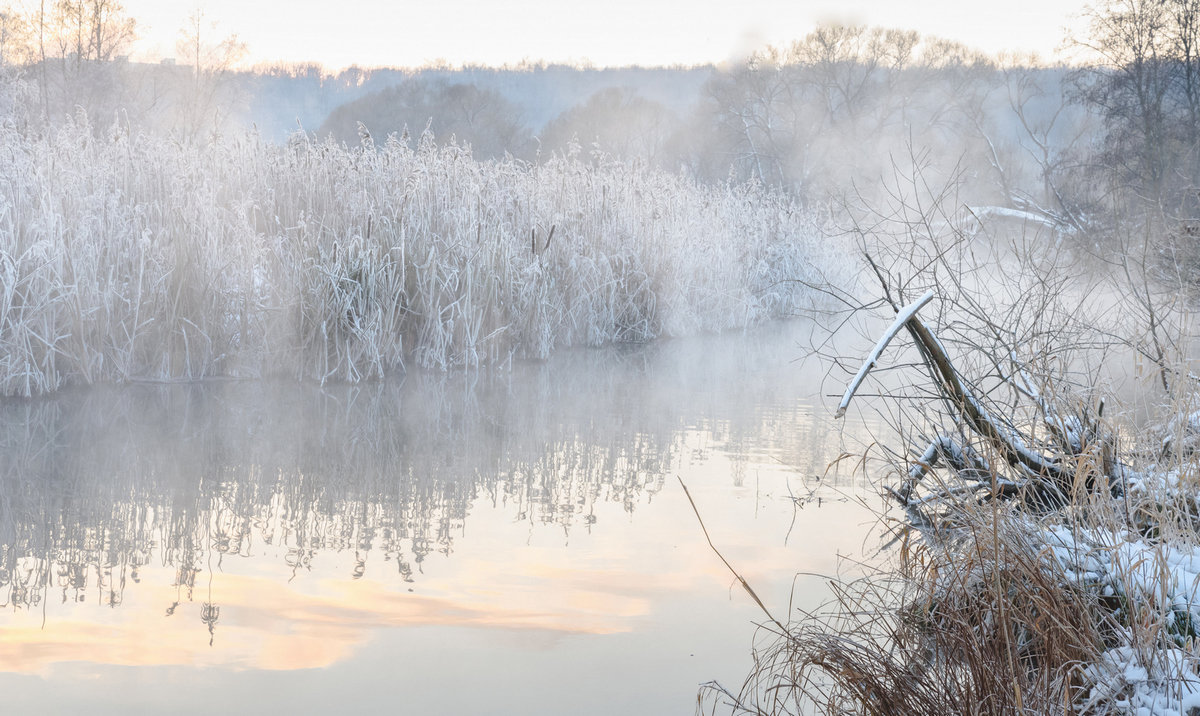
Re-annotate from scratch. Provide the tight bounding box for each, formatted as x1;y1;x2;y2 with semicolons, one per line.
0;320;884;713
0;449;871;669
0;465;871;714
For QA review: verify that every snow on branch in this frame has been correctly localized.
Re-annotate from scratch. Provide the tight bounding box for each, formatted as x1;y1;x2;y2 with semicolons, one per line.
893;434;995;505
906;435;991;482
835;289;935;419
965;205;1060;230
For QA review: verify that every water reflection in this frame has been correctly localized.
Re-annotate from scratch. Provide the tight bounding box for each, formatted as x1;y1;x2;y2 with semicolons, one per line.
0;322;867;695
0;380;671;614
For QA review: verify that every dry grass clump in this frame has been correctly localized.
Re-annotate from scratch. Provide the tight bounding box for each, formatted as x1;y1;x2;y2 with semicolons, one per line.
704;497;1113;715
700;300;1200;714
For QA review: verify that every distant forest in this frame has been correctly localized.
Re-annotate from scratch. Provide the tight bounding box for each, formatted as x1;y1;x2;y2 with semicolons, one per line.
1;42;1078;210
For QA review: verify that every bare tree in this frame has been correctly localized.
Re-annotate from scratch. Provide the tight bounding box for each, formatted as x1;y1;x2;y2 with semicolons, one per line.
1075;0;1200;214
81;0;132;61
1000;63;1096;228
0;5;31;68
702;45;802;187
539;88;678;165
20;0;137;124
699;25;1005;204
174;7;246;139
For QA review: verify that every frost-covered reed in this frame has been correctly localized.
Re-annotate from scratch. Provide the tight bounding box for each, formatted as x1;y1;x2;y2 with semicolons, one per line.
0;115;835;397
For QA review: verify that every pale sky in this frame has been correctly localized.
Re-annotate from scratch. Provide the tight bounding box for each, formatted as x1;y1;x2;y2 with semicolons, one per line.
119;0;1091;70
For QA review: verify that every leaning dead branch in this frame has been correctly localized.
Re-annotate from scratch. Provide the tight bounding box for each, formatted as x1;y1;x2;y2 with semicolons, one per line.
835;288;934;418
835;253;1124;512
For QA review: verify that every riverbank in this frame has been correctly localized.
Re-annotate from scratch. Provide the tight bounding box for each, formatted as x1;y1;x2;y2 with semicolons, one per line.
703;186;1200;713
710;401;1200;714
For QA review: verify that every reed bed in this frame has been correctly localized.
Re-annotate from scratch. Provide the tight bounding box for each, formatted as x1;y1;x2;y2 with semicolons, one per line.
0;112;837;397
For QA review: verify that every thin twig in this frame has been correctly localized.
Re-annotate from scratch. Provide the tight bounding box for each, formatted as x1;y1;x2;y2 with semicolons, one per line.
677;476;787;633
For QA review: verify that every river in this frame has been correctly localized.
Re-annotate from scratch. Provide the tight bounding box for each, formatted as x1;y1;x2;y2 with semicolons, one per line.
0;319;884;714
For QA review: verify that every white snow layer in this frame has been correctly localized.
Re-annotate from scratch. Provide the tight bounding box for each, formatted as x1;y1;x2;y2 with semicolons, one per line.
1042;518;1200;715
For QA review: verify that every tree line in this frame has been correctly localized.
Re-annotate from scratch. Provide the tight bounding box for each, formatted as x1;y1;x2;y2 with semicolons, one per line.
1;1;1198;242
0;1;244;139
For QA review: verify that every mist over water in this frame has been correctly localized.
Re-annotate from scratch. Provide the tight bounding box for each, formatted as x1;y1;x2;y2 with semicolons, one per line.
6;2;1200;711
0;320;882;714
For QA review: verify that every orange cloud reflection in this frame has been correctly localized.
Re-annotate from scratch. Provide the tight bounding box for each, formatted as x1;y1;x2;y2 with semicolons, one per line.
0;557;663;675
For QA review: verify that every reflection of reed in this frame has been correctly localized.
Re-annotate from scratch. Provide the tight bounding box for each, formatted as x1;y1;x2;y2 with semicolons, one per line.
0;322;854;614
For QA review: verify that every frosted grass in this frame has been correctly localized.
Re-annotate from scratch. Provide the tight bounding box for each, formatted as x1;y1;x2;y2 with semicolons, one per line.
0;117;838;397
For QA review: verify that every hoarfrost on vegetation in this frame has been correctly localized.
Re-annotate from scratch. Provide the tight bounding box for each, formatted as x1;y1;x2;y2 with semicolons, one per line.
0;113;842;396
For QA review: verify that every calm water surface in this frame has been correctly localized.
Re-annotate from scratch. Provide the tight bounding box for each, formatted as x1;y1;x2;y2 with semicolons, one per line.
0;321;884;714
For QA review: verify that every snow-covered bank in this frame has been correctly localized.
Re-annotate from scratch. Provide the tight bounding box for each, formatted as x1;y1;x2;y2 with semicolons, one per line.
1047;519;1200;715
